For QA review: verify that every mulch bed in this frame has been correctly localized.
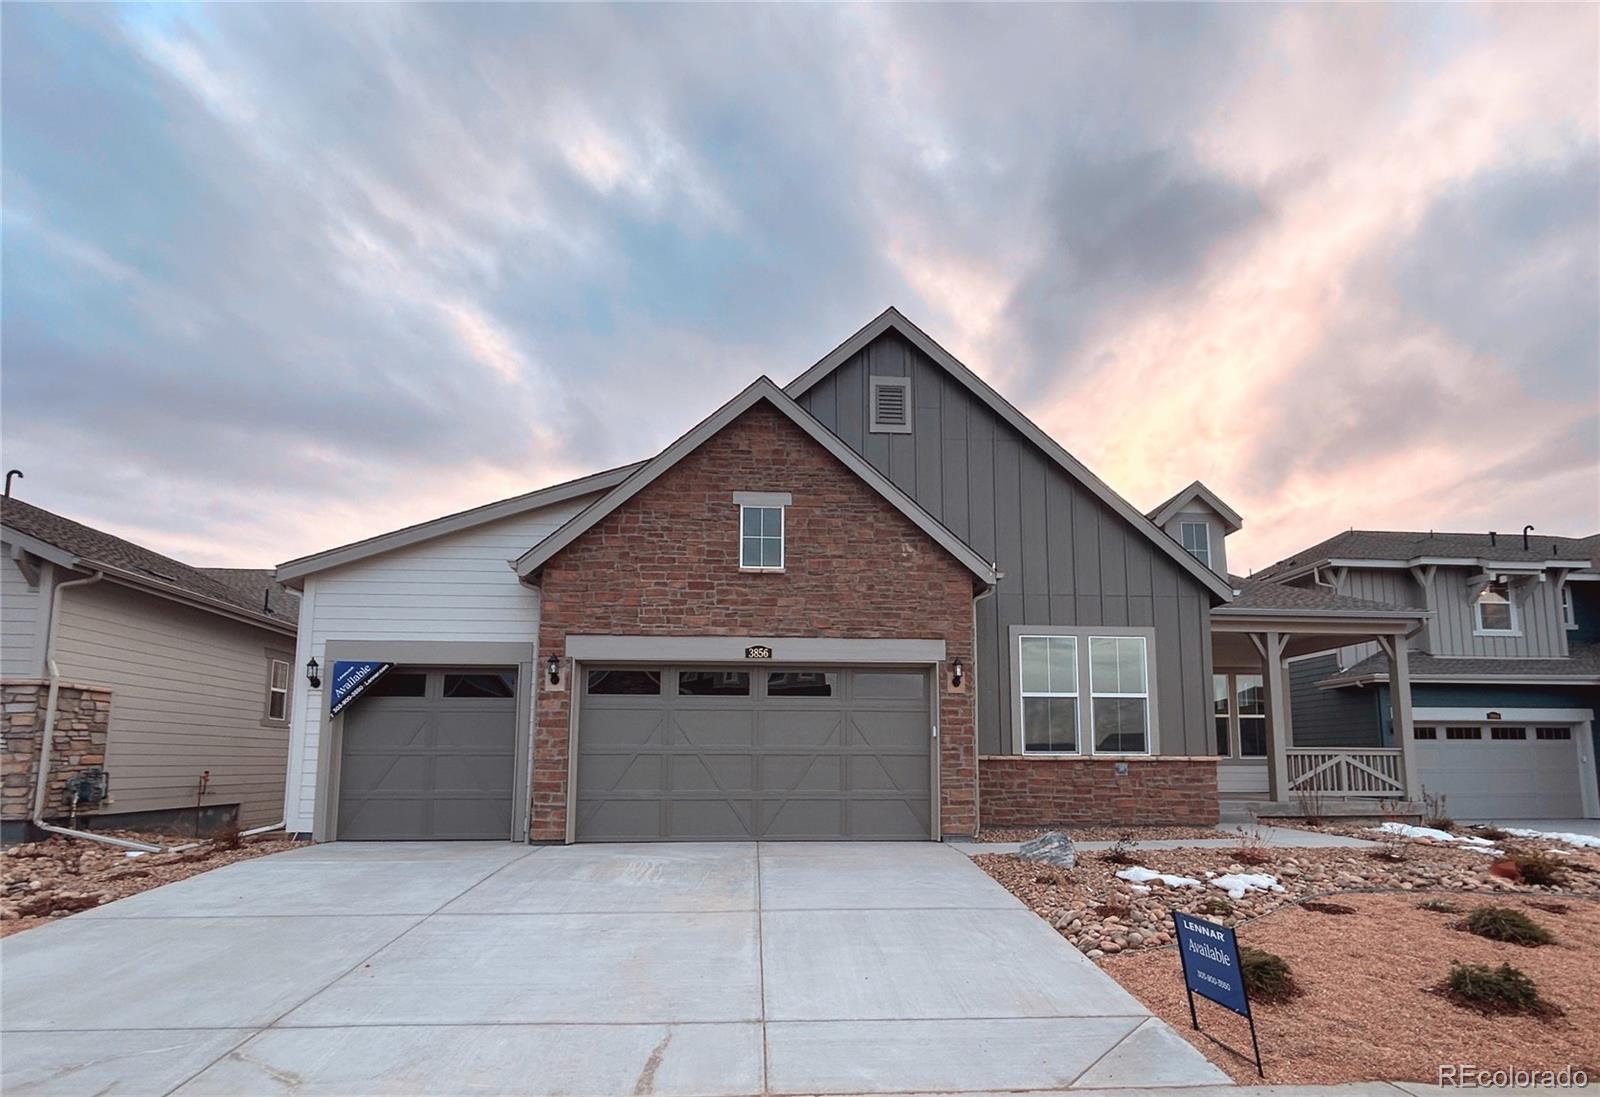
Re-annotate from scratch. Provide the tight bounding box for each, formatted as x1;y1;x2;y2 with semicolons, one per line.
1;831;304;937
1104;894;1600;1084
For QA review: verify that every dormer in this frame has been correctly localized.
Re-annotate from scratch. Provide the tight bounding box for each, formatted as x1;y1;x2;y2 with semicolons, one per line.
1147;480;1243;579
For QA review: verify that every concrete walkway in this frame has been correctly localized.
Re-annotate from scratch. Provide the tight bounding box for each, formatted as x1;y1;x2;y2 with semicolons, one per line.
1;840;1228;1095
956;824;1376;857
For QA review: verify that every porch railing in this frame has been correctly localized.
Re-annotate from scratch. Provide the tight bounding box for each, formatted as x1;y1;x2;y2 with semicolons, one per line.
1285;748;1405;797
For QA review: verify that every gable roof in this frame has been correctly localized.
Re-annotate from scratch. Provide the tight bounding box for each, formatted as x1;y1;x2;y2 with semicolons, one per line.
784;307;1234;602
1147;480;1243;534
513;377;998;584
275;462;645;587
1;496;296;633
1258;528;1598;581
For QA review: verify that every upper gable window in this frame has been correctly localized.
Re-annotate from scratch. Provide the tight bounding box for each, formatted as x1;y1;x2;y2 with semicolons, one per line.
1562;585;1577;629
740;505;785;570
1475;579;1518;635
869;375;912;434
1180;521;1211;568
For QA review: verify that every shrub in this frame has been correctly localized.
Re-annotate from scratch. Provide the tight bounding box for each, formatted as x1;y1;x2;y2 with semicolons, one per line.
1095;900;1132;919
1200;896;1234;916
210;821;243;852
1502;849;1567;888
1100;834;1138;865
1462;905;1554;947
1471;825;1509;841
1034;868;1068;886
1418;897;1460;914
1302;900;1357;915
1441;962;1560;1018
1421;788;1453;832
1240;946;1301;1004
1233;833;1273;866
1367;842;1410;864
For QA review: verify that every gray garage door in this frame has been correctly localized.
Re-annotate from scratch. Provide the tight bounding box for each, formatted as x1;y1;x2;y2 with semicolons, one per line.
337;668;518;840
1413;723;1585;819
576;666;932;841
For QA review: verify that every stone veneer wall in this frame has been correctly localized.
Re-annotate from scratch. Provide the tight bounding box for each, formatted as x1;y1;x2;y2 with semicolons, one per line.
1;680;112;824
978;756;1219;827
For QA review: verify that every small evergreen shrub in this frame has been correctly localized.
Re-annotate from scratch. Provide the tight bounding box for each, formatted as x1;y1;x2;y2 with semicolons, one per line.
1240;946;1301;1004
1418;897;1459;914
1441;962;1560;1018
1462;905;1554;947
1302;900;1357;915
1503;849;1567;887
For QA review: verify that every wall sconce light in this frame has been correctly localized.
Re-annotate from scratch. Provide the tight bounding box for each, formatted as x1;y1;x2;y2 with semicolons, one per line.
305;657;321;689
951;659;964;688
547;655;561;686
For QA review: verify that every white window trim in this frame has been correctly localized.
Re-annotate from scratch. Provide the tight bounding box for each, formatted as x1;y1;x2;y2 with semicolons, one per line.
738;504;785;572
265;657;291;724
1017;634;1082;756
1180;521;1211;569
1561;585;1577;629
1008;625;1158;757
1212;670;1268;760
1473;580;1520;636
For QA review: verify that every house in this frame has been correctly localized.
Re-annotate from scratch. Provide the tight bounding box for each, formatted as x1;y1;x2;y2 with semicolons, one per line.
1;496;299;841
1244;529;1600;820
276;308;1234;842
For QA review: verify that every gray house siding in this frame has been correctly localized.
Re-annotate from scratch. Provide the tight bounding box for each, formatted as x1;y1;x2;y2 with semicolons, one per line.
1;544;46;678
53;580;293;828
1288;654;1382;747
796;331;1215;756
1429;565;1566;659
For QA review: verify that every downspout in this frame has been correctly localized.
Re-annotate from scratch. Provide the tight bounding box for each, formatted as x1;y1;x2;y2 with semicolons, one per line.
29;572;163;853
968;572;1002;839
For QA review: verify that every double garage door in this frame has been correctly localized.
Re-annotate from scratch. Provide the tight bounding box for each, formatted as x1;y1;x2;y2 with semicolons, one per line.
575;665;934;841
1413;723;1585;819
336;664;934;841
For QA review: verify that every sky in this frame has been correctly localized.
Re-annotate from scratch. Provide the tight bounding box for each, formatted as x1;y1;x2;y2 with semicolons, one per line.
3;3;1597;575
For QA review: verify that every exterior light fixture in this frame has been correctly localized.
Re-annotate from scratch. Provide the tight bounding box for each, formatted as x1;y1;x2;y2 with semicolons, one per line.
305;657;321;689
547;655;561;686
951;659;964;688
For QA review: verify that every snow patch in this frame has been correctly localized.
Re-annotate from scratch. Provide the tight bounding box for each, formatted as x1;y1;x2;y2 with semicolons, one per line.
1373;822;1496;847
1115;866;1202;889
1210;872;1284;899
1502;828;1600;850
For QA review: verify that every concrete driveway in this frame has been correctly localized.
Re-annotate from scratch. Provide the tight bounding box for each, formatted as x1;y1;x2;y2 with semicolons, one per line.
2;841;1228;1095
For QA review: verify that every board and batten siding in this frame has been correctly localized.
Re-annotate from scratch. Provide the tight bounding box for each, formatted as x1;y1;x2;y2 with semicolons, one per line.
282;495;599;832
1287;653;1384;747
795;330;1216;756
51;581;294;828
1428;566;1567;659
1;543;46;678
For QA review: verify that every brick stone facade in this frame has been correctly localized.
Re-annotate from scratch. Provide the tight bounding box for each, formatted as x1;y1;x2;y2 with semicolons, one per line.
978;755;1220;827
532;402;981;840
1;679;112;824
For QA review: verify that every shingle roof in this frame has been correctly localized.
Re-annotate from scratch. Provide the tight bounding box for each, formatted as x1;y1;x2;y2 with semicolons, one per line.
1324;643;1600;685
1258;529;1598;578
1218;576;1424;616
1;497;297;628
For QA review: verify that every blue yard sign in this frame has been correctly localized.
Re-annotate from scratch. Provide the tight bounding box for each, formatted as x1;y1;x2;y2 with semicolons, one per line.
329;660;394;716
1172;911;1264;1077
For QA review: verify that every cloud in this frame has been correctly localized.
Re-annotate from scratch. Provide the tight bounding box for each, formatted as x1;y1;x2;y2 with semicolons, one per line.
1;3;1594;574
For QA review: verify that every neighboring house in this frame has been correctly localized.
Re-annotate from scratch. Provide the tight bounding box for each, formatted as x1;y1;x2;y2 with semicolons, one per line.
1;497;299;840
1250;529;1600;820
277;308;1234;843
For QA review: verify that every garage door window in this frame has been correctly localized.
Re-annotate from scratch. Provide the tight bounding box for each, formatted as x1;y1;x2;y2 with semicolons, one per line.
767;671;836;697
587;669;662;695
1490;726;1527;741
678;670;750;696
1414;725;1438;739
1536;726;1572;741
366;672;426;698
444;671;515;698
1445;726;1481;740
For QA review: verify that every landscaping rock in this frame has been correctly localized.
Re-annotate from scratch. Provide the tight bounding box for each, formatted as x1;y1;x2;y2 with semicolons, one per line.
1018;831;1078;869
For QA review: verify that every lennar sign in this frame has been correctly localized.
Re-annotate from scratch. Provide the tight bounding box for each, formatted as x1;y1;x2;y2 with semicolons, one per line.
1172;911;1264;1077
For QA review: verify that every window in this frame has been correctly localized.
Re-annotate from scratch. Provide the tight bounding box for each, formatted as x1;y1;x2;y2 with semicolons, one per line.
444;671;515;698
678;670;750;696
365;671;426;698
1020;635;1079;753
1445;725;1482;740
1474;580;1517;634
265;658;290;722
767;671;836;697
1180;521;1211;568
1490;726;1527;741
1414;725;1438;740
587;669;662;695
740;505;784;570
869;375;912;433
1562;586;1577;629
1234;674;1267;757
1536;726;1572;741
1090;636;1150;754
1213;674;1230;756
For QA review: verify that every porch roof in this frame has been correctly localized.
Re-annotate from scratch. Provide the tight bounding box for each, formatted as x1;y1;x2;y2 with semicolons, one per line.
1216;576;1424;618
1321;642;1600;688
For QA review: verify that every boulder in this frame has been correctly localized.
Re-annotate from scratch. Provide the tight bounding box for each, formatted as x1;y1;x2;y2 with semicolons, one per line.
1018;831;1077;869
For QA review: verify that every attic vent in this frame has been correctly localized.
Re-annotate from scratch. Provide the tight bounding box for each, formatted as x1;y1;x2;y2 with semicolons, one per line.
869;375;912;434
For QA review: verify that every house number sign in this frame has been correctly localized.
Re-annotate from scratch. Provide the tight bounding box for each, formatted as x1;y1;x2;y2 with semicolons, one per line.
745;645;773;660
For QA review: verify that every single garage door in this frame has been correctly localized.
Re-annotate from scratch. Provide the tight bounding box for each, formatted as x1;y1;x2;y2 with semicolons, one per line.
337;668;518;840
1413;723;1585;819
576;666;932;841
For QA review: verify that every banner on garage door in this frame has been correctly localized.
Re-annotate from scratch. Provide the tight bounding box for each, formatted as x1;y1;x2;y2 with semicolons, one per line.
330;660;395;716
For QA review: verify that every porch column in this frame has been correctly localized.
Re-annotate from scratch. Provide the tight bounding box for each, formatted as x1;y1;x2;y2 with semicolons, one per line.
1251;631;1293;802
1379;633;1421;801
